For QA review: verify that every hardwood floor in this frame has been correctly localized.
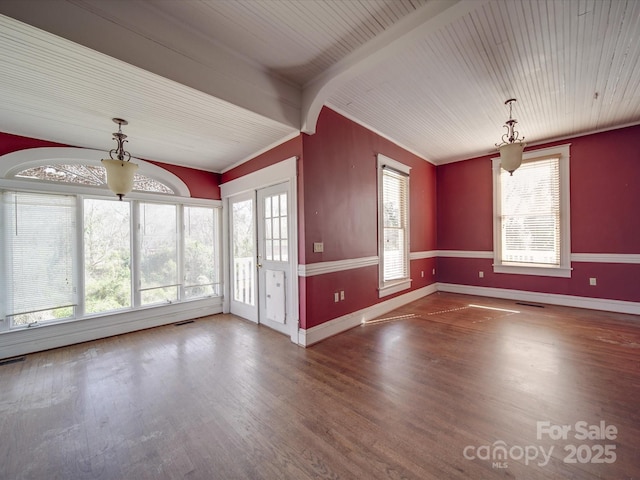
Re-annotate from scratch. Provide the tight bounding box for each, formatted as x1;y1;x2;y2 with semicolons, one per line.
1;292;639;479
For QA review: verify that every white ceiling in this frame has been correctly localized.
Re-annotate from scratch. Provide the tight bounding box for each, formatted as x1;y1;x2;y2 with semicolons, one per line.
1;0;639;173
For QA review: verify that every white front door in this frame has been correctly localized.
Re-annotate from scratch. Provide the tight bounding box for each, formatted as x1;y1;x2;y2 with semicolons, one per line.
256;182;296;338
228;181;297;341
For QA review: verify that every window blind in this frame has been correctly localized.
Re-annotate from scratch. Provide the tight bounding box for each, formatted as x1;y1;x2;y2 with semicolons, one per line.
3;191;76;316
500;158;560;265
382;167;409;281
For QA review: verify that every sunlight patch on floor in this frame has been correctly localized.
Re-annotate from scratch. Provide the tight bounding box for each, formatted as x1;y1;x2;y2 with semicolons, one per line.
469;304;520;314
363;314;418;325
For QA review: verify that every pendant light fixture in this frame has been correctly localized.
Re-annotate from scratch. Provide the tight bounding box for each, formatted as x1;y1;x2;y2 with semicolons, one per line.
496;99;526;175
101;118;138;200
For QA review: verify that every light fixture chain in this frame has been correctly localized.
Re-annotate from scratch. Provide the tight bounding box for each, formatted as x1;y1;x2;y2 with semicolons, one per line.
108;118;132;162
496;98;525;147
102;117;138;200
495;98;526;175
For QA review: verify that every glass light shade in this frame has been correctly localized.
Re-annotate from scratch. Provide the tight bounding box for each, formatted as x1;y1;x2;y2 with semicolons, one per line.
101;158;138;198
499;142;525;174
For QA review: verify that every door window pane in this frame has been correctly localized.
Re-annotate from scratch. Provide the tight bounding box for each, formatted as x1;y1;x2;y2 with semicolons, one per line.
263;192;288;262
232;199;255;305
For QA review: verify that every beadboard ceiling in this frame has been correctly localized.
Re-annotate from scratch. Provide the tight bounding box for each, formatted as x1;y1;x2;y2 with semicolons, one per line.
0;0;639;172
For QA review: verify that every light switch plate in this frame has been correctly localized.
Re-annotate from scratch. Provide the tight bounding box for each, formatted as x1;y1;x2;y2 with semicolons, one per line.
313;242;324;253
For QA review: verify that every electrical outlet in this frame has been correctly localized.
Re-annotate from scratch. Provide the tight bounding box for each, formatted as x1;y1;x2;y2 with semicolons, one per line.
421;271;424;278
432;268;436;275
313;242;324;253
340;290;345;301
589;277;597;286
479;271;484;278
334;292;339;302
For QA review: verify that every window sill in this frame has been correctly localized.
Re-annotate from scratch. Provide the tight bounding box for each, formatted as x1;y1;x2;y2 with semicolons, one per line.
493;263;572;278
379;279;412;298
3;295;222;332
0;297;224;359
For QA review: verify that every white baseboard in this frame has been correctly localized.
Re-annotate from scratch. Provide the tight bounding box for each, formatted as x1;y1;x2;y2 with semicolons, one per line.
0;298;223;360
298;282;640;347
298;284;437;347
437;283;640;315
5;281;637;359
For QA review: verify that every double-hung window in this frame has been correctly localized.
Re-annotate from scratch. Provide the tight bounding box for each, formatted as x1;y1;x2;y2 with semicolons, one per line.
377;154;411;297
492;144;571;277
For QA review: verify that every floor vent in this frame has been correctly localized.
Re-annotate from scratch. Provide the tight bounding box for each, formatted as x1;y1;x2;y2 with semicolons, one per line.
174;320;195;326
0;356;26;366
515;302;545;308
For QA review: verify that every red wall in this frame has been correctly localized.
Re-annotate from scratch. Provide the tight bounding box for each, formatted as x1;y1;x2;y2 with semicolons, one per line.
300;108;437;328
221;136;303;183
436;125;640;303
147;160;221;200
224;108;437;330
0;131;67;155
0;132;221;200
436;158;493;251
569;127;640;254
7;110;635;335
7;116;637;333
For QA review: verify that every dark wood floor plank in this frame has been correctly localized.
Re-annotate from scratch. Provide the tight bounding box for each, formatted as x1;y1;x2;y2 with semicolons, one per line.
1;292;639;479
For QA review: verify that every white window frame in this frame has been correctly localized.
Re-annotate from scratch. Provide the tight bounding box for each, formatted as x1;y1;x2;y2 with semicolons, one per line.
492;144;571;278
0;148;221;332
377;154;412;297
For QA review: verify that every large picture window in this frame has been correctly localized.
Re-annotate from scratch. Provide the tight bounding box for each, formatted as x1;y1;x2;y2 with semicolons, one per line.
492;144;571;277
377;154;411;297
0;151;221;331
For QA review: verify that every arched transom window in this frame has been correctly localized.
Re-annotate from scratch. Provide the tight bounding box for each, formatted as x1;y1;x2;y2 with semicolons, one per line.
0;147;191;197
15;164;174;194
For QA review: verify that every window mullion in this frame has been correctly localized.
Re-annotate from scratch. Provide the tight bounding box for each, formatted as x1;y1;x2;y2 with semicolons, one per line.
177;204;185;301
0;191;6;332
132;200;142;308
76;195;85;318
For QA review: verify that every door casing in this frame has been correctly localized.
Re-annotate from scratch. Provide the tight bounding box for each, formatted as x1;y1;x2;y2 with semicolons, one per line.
221;157;299;344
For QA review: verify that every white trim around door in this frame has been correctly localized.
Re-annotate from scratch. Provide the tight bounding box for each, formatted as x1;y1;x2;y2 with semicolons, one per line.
220;157;300;344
